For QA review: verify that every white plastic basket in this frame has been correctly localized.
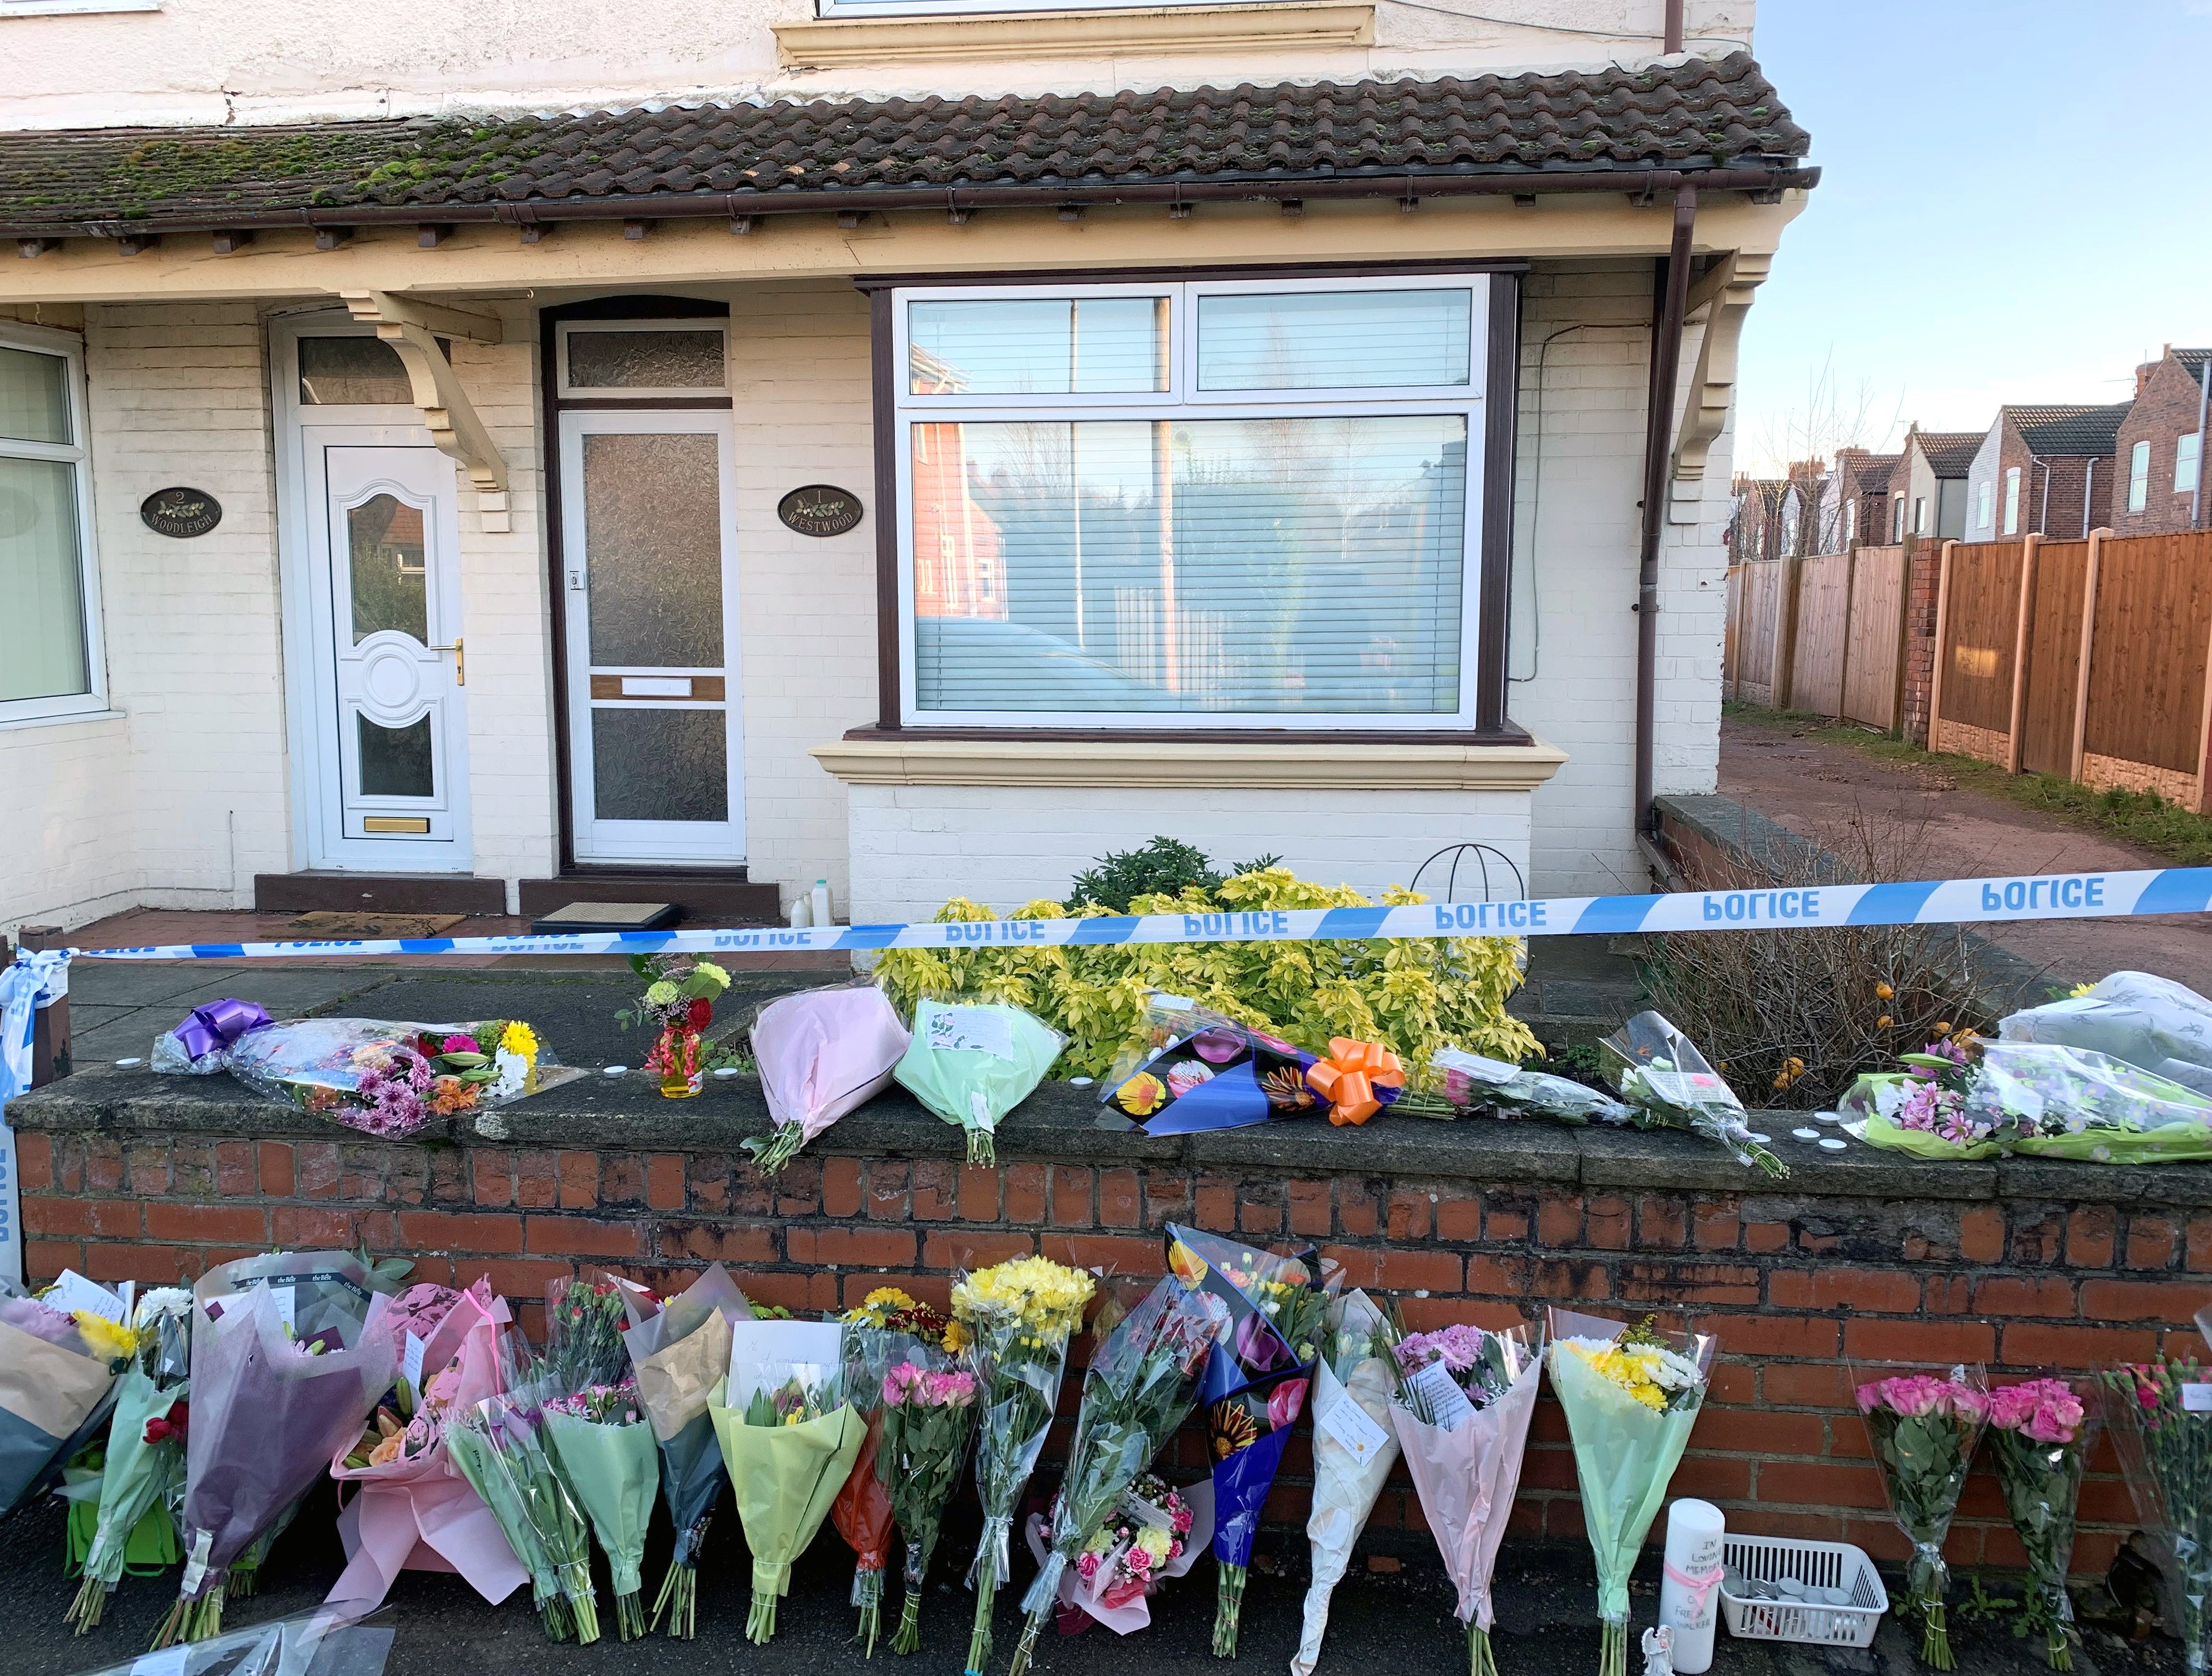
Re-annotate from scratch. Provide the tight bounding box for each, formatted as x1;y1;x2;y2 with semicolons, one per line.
1719;1533;1889;1649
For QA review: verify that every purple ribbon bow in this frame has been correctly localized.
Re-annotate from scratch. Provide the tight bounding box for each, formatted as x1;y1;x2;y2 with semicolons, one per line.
174;998;272;1062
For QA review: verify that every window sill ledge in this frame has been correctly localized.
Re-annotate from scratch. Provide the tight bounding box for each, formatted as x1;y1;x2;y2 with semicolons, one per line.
812;733;1567;790
0;706;124;734
777;1;1372;66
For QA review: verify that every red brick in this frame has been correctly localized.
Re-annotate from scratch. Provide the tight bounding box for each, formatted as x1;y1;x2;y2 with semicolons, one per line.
1843;1318;1995;1364
397;1209;525;1254
1100;1169;1142;1229
214;1141;256;1196
788;1226;918;1268
599;1153;645;1208
27;1196;140;1238
922;1230;1035;1271
297;1142;341;1200
1377;1247;1462;1293
865;1161;909;1220
659;1224;780;1266
1751;1317;1842;1359
2189;1215;2212;1273
1972;1275;2076;1317
482;1258;578;1299
1238;1188;1284;1238
86;1243;190;1284
1587;1196;1631;1251
273;1206;372;1248
126;1144;170;1197
773;1158;822;1218
1042;1233;1160;1275
1769;1267;1922;1314
15;1133;50;1193
84;1139;124;1194
2000;1322;2162;1367
24;1240;81;1283
1141;1174;1190;1229
256;1141;294;1198
517;1151;560;1209
2127;1216;2178;1270
1194;1174;1234;1230
1636;1196;1688;1249
1692;1204;1739;1252
1483;1194;1529;1242
959;1165;1000;1221
910;1161;959;1221
1050;1167;1095;1228
527;1216;648;1260
645;1154;686;1212
821;1157;864;1218
1744;1221;1790;1254
554;1151;595;1211
1434;1191;1479;1243
1697;1409;1828;1455
1959;1205;2005;1265
1922;1275;1973;1314
1707;1362;1755;1405
1615;1261;1759;1306
1386;1191;1431;1242
1004;1164;1047;1224
1673;1455;1753;1501
1757;1461;1889;1510
1537;1197;1581;1246
145;1203;266;1244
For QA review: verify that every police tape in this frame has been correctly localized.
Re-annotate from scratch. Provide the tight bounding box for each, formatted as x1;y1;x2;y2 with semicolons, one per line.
56;864;2212;963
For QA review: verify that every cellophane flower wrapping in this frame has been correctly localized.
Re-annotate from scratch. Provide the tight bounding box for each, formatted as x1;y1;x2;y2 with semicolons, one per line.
745;983;911;1175
616;1266;753;1640
1160;1225;1335;1658
1851;1361;1988;1671
893;1000;1065;1165
0;1285;121;1523
67;1288;192;1631
952;1255;1097;1675
1597;1012;1787;1178
1008;1274;1225;1676
153;1015;575;1138
1292;1290;1403;1676
1986;1378;2098;1670
1389;1322;1545;1676
70;1608;401;1676
877;1335;980;1654
159;1253;396;1646
449;1385;602;1643
539;1278;657;1640
711;1320;867;1644
1399;1049;1633;1126
1023;1471;1210;1634
2001;970;2212;1093
2102;1357;2212;1676
1545;1307;1715;1676
836;1291;954;1655
1099;997;1319;1135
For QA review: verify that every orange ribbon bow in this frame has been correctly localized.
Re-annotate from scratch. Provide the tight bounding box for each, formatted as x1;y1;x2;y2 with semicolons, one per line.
1305;1037;1405;1126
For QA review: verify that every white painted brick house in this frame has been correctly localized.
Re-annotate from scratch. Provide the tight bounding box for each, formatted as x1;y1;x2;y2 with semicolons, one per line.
0;0;1811;930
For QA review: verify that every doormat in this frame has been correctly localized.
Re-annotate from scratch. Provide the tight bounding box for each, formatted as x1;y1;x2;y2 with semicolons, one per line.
284;910;468;938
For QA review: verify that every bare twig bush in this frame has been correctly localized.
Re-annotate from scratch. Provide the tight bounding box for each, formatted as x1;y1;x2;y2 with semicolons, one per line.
1640;807;1999;1110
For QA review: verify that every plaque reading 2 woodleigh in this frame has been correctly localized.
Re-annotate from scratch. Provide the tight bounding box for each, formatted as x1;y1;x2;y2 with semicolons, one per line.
776;484;864;537
140;486;223;538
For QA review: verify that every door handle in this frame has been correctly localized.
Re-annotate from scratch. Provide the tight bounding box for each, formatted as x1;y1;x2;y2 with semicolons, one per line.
430;637;465;686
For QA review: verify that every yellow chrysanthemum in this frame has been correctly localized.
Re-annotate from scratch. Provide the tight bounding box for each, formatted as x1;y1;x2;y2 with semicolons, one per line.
74;1312;137;1367
950;1255;1095;1340
500;1020;538;1060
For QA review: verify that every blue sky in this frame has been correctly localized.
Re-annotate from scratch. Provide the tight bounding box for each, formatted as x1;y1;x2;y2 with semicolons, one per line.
1734;0;2212;473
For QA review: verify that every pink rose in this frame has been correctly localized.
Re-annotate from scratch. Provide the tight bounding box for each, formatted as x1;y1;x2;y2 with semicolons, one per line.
1947;1383;1988;1421
1855;1381;1885;1414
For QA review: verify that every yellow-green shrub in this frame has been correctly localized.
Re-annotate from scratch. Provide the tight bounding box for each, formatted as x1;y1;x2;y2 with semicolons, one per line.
872;866;1538;1082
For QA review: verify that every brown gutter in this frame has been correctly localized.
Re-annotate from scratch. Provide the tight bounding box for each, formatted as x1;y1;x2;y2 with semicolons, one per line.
1664;0;1684;54
20;162;1815;242
1633;182;1697;839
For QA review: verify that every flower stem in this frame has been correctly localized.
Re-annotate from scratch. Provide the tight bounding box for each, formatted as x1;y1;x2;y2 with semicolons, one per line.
892;1590;924;1656
1599;1618;1624;1676
966;1548;999;1676
1471;1622;1498;1676
2048;1626;2072;1672
1921;1599;1953;1671
1214;1563;1248;1658
66;1575;110;1634
615;1590;646;1641
651;1561;698;1640
1006;1607;1046;1676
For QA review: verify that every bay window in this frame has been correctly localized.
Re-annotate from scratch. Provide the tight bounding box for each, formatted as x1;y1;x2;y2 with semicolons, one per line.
886;276;1499;732
0;324;104;725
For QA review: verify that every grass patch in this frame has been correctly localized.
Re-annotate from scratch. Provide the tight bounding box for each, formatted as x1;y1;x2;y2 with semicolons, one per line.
1724;701;2212;866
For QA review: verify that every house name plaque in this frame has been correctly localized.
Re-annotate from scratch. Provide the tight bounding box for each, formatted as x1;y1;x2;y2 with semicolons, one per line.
777;484;864;537
140;487;223;538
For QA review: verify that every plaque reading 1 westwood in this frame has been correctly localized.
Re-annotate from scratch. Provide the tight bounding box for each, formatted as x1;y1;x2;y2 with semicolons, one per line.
140;486;223;539
777;484;863;537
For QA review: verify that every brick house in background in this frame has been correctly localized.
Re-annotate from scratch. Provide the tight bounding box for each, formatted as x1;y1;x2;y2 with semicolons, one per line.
1890;425;1982;540
1964;403;2128;540
1823;446;1897;548
2114;346;2211;534
1728;460;1825;562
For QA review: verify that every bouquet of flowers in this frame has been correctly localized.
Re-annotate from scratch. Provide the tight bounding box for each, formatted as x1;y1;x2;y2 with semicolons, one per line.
1397;1049;1632;1126
1389;1320;1545;1676
153;1013;568;1138
711;1318;867;1644
745;983;911;1175
1986;1378;2098;1669
1546;1308;1715;1676
0;1281;125;1523
326;1279;526;1614
156;1252;397;1645
1023;1471;1208;1634
616;1265;754;1638
620;955;730;1099
1007;1273;1225;1676
65;1286;191;1630
894;999;1065;1165
1163;1226;1334;1657
1100;997;1319;1134
1292;1290;1402;1676
1598;1012;1787;1177
877;1339;980;1654
1853;1363;1989;1670
2101;1358;2212;1675
449;1389;602;1642
835;1289;951;1654
544;1381;658;1640
955;1255;1097;1675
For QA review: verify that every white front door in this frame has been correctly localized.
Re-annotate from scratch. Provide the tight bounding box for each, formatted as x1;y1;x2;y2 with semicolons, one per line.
302;438;472;867
558;409;744;862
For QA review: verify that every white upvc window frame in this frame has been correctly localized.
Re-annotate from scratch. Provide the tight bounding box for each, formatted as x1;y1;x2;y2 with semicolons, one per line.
0;320;108;728
889;273;1489;732
2002;466;2021;536
554;318;731;401
2178;431;2202;496
2129;440;2152;512
1975;479;1992;531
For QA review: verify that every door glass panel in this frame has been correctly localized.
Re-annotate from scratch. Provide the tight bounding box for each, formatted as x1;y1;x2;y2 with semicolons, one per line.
300;337;416;405
1197;289;1472;390
0;456;89;701
348;493;429;643
0;345;71;444
565;330;725;390
358;713;434;796
582;432;722;667
592;708;726;820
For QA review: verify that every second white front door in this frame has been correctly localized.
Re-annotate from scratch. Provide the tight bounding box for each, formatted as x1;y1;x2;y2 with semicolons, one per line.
558;409;745;863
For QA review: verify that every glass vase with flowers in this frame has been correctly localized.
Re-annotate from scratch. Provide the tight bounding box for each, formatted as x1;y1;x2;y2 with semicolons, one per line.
619;956;730;1099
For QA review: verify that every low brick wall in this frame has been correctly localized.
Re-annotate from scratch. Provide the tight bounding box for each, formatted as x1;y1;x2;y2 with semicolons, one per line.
16;1062;2211;1579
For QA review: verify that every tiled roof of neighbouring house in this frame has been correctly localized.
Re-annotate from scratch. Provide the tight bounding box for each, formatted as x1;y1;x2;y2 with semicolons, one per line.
1854;455;1897;493
2008;403;2131;458
2175;349;2212;379
0;53;1809;236
1914;432;1985;476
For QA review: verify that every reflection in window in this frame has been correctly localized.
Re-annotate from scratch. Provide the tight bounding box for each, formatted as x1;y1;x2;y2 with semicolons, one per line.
1197;289;1472;390
910;415;1464;715
0;345;71;445
0;456;89;702
347;493;429;644
300;337;417;405
909;298;1165;396
358;713;434;797
565;330;726;390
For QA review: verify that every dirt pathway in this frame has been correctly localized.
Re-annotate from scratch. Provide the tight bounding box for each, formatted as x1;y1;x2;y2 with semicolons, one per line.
1717;717;2212;995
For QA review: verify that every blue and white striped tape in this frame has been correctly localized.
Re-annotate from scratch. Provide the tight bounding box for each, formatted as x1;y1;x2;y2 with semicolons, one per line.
56;865;2212;962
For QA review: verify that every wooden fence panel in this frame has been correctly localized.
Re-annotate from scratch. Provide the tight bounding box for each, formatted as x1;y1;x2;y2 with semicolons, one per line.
1788;550;1850;715
2082;533;2212;799
1722;564;1743;700
1841;545;1906;729
1935;539;2024;762
1734;559;1780;707
2020;539;2088;777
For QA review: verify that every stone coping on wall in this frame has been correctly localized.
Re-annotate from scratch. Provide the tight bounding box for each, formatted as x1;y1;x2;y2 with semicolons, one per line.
15;1061;2212;1212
